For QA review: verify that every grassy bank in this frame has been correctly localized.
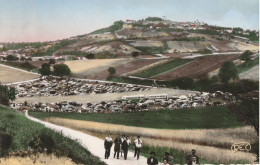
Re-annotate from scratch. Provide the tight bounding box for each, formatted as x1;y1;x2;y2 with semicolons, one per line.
134;59;191;78
0;105;105;165
29;106;242;129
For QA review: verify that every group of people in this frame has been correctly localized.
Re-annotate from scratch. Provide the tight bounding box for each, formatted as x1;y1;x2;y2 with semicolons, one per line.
104;134;199;165
104;134;142;160
147;149;199;165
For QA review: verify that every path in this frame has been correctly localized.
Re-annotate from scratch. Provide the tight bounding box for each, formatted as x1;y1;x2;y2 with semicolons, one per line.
25;111;147;165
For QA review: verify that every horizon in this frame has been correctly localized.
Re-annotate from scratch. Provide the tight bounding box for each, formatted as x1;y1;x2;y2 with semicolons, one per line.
0;0;259;43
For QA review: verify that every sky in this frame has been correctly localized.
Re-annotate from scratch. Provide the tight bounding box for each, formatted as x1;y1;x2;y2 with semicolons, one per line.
0;0;259;42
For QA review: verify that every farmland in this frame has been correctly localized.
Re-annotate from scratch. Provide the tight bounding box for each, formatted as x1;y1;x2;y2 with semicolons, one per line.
87;59;163;80
29;106;242;129
134;58;192;78
154;55;238;80
29;106;257;164
0;65;39;84
64;59;131;79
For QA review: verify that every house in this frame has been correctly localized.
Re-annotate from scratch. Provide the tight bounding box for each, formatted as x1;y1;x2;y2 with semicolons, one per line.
123;19;135;29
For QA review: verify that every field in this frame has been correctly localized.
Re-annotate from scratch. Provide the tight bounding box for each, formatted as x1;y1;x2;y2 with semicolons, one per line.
239;65;259;81
133;59;192;78
29;106;241;129
227;42;259;52
0;105;105;165
29;106;257;164
129;40;163;47
154;55;238;80
0;153;77;165
64;59;132;79
167;41;208;53
0;65;39;84
87;59;162;80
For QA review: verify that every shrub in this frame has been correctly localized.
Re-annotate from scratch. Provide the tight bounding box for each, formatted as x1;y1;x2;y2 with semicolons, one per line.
6;55;19;61
53;64;71;77
107;67;116;75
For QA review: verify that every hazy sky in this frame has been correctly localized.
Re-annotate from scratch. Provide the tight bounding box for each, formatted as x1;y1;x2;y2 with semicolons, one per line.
0;0;259;42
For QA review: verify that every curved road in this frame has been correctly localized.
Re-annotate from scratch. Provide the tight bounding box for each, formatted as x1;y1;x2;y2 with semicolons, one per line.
25;111;147;165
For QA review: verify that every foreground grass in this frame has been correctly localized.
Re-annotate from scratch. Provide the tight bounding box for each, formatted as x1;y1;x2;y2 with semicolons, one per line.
0;105;105;165
30;106;242;129
134;59;191;78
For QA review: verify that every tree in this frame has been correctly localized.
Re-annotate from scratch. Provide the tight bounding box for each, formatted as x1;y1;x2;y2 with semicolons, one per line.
86;54;94;59
107;67;116;75
0;84;16;105
48;59;56;65
39;63;51;76
53;64;71;77
218;62;238;83
240;50;253;63
6;55;19;61
131;51;139;58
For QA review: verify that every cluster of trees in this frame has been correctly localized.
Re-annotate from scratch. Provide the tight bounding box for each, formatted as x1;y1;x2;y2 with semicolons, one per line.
145;17;163;21
0;85;15;105
6;55;19;61
91;21;124;34
39;63;71;77
218;50;254;83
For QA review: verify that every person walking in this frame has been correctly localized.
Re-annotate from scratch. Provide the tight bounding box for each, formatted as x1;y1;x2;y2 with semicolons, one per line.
186;149;199;165
122;136;131;160
134;136;142;160
120;134;126;157
147;151;159;165
104;134;113;159
162;152;173;165
113;134;122;159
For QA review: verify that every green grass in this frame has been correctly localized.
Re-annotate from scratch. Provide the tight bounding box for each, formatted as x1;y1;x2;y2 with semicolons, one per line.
136;41;169;54
134;59;191;78
29;106;242;129
237;58;259;74
0;105;105;165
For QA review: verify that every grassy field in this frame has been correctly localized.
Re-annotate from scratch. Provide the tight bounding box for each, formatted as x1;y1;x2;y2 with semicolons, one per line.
29;106;242;129
134;59;192;78
0;105;105;165
31;109;256;164
0;65;39;84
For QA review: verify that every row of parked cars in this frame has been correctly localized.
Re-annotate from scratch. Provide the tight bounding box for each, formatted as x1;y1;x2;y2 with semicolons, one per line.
12;76;151;98
13;90;237;113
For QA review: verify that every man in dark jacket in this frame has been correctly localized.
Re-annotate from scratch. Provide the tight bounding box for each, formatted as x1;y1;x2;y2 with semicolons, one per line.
186;149;199;165
122;136;131;160
163;152;173;165
147;151;159;165
113;134;122;159
104;134;113;159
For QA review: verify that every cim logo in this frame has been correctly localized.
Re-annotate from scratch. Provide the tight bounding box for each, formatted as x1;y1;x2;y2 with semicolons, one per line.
231;142;251;152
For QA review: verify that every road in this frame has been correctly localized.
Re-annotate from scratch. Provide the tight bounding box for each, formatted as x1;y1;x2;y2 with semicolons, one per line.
25;111;147;165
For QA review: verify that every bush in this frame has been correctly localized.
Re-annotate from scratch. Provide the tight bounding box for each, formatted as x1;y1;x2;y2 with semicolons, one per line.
107;67;116;75
6;55;19;61
53;64;71;77
0;130;12;156
39;63;51;76
219;62;238;83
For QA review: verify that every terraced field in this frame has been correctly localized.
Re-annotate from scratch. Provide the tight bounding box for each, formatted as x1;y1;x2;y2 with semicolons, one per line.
155;55;239;80
134;59;192;78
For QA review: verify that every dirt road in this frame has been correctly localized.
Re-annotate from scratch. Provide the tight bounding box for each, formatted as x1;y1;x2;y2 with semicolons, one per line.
25;111;147;165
